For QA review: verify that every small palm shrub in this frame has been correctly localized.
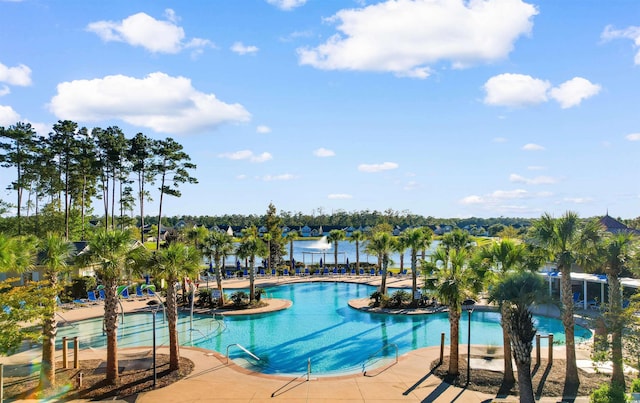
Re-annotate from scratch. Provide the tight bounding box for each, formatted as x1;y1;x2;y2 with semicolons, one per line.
230;291;248;306
389;290;411;307
589;383;627;403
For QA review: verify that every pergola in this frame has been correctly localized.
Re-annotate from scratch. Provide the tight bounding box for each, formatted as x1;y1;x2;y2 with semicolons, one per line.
301;251;347;266
540;271;640;310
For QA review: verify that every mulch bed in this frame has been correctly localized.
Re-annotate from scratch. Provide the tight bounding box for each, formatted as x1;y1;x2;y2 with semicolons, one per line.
431;356;631;398
3;354;193;401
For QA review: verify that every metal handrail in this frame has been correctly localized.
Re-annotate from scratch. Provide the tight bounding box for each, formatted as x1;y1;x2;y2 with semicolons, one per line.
362;343;398;375
226;343;260;364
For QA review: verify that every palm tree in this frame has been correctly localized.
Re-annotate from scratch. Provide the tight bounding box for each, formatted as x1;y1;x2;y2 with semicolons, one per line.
489;271;546;403
201;230;234;305
348;230;366;273
284;230;298;271
186;225;208;250
599;232;636;389
38;233;73;389
479;238;526;385
401;227;432;306
366;231;396;294
530;211;602;386
146;242;200;370
79;229;143;384
426;245;476;377
327;229;346;269
237;226;268;302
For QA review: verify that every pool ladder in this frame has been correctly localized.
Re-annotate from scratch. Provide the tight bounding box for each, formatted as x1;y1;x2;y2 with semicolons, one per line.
362;343;398;375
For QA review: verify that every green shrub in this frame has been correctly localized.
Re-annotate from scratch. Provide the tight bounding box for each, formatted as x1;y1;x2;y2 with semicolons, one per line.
630;378;640;393
390;290;411;307
230;291;247;306
589;383;627;403
69;276;97;300
370;291;382;307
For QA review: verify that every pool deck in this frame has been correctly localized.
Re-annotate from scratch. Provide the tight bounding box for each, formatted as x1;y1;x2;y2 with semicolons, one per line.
6;275;593;402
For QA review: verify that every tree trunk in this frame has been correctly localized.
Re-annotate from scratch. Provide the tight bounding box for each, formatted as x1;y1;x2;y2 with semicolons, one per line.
515;360;535;403
139;171;145;243
560;265;579;386
411;251;418;305
379;255;388;294
355;241;360;272
501;305;515;384
39;314;56;388
608;274;626;389
215;256;224;305
104;281;120;384
249;257;255;302
166;278;180;371
449;309;460;376
156;173;166;250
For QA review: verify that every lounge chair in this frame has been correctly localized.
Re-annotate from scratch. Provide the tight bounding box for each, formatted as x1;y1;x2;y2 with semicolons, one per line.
258;268;266;277
120;287;131;300
304;267;310;276
87;290;101;304
572;292;583;308
135;286;148;299
369;269;376;276
332;268;338;276
351;268;356;276
271;269;277;277
56;296;75;310
283;269;289;276
99;289;106;301
359;268;364;276
295;267;301;276
341;268;347;276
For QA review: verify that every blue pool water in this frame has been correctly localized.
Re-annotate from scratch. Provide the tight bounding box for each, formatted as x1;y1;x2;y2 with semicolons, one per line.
57;282;592;376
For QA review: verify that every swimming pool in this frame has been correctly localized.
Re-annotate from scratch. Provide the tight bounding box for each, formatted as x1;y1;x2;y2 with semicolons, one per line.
57;282;592;376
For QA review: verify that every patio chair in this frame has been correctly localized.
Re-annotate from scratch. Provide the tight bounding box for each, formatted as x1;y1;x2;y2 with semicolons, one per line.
572;292;582;307
99;289;106;301
369;268;376;276
295;267;301;276
119;287;131;300
283;268;290;276
359;268;365;276
304;267;310;276
271;269;277;277
258;268;266;277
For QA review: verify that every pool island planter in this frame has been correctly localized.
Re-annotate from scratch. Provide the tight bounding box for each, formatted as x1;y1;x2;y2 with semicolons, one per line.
347;297;498;315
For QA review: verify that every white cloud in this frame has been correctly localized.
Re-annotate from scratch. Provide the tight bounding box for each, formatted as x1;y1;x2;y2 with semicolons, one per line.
564;197;593;204
403;181;421;191
0;62;32;86
601;25;640;65
483;73;550;107
0;85;9;96
87;9;212;54
256;125;271;134
297;0;537;78
236;174;247;180
260;173;296;181
509;173;558;185
549;77;601;108
328;193;352;199
267;0;307;10
231;42;259;55
522;143;544;151
219;150;272;163
0;105;20;125
48;72;250;135
313;147;335;157
625;133;640;141
358;161;398;172
459;189;552;206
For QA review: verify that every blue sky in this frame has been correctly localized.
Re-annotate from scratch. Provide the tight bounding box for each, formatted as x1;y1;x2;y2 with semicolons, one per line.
1;0;640;220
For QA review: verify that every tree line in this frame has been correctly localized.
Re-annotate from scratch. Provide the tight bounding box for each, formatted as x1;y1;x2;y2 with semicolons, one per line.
0;120;197;247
